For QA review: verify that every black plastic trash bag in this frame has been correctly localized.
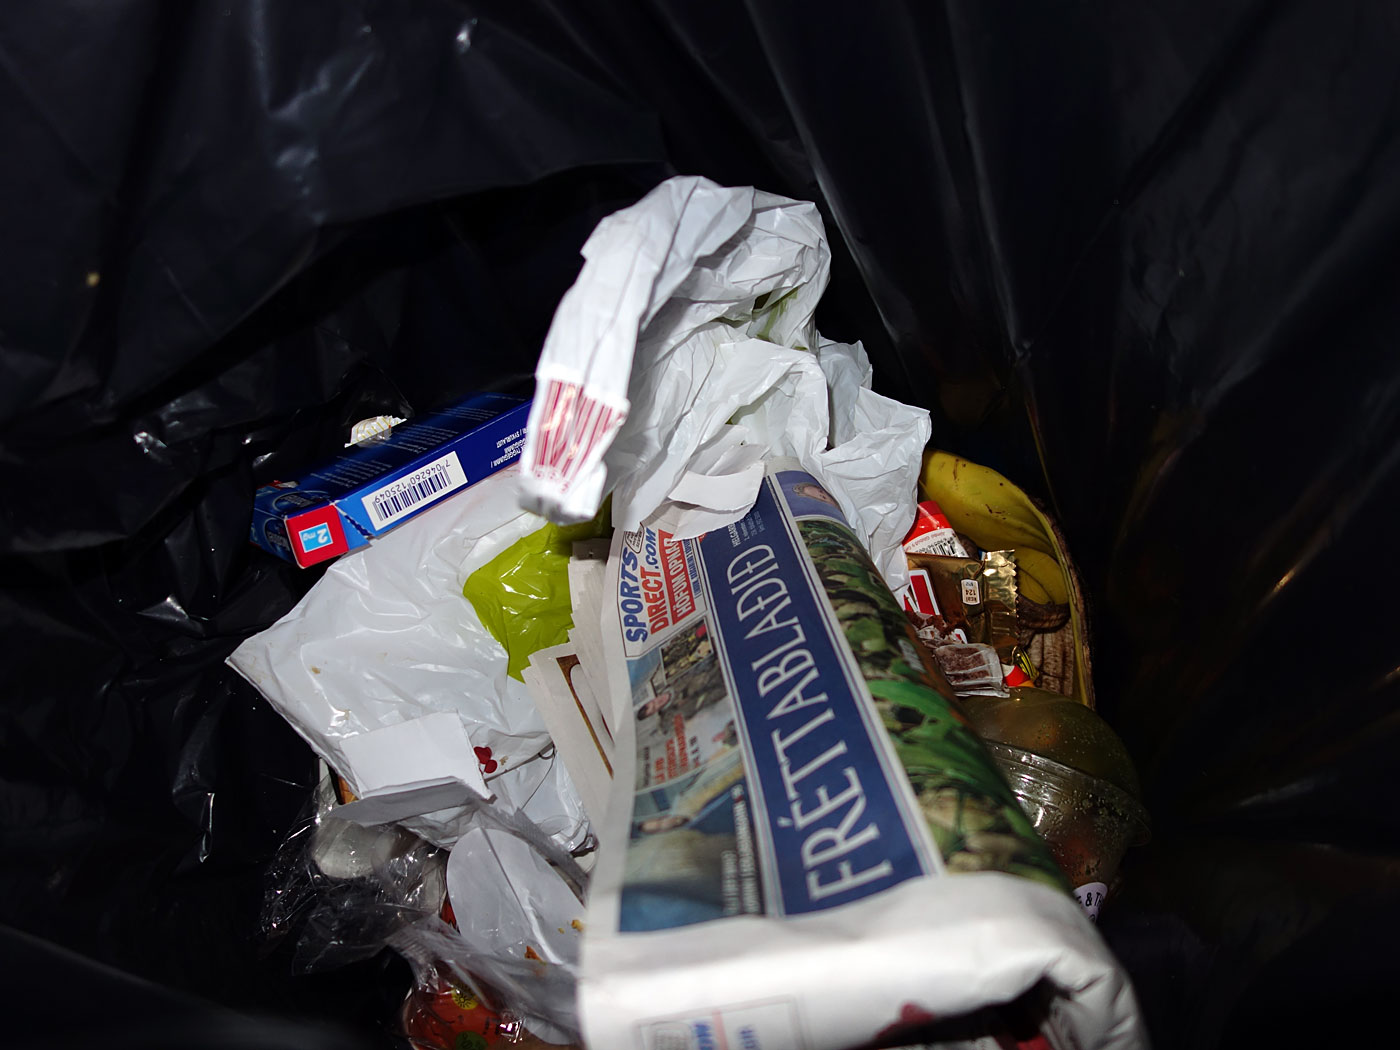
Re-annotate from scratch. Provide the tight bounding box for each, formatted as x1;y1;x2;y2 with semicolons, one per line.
4;2;1399;1047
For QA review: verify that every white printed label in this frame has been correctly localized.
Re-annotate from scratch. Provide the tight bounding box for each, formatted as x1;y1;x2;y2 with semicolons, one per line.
961;578;982;605
362;451;467;530
1073;881;1108;921
903;527;969;559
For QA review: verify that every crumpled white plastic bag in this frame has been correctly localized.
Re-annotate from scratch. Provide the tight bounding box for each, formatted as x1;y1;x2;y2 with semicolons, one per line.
227;466;587;852
519;175;930;589
232;465;592;1041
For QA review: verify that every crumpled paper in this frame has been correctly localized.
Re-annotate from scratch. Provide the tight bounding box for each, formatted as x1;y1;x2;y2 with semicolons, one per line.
520;175;931;589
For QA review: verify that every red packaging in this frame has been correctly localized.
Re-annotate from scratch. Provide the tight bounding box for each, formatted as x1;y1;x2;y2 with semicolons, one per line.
901;499;970;558
402;978;579;1050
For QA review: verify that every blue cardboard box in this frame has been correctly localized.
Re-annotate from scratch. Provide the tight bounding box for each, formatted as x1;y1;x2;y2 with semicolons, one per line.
250;392;530;567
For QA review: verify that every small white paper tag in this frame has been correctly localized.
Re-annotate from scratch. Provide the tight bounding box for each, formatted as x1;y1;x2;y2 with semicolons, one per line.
335;777;483;827
338;712;490;802
1073;881;1108;921
346;415;407;447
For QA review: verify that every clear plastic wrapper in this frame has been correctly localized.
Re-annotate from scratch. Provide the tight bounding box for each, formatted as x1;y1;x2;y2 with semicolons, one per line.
261;763;587;1045
399;965;582;1050
261;767;448;975
961;688;1151;923
928;642;1006;696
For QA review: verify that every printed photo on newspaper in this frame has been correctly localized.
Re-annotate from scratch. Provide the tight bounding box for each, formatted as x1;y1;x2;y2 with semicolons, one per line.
580;461;1146;1050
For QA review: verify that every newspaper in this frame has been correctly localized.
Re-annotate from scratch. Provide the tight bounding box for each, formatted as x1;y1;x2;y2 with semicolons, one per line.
580;462;1145;1050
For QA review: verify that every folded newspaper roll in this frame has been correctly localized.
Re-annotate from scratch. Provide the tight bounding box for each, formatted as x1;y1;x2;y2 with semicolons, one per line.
581;462;1146;1050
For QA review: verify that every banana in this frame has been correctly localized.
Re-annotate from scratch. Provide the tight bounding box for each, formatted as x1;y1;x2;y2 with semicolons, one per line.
1015;568;1053;607
921;453;1043;544
1012;546;1070;607
919;451;1071;605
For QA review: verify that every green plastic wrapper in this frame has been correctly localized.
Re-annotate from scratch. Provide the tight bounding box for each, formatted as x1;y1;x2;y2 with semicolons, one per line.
463;504;610;680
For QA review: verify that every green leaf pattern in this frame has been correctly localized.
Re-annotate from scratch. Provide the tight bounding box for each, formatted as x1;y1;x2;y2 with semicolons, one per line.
797;518;1067;890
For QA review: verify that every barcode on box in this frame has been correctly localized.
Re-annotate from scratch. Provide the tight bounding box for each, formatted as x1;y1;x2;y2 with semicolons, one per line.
362;451;467;530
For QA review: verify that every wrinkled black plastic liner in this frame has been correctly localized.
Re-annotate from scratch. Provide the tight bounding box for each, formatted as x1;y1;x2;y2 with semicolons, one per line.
4;3;1398;1046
